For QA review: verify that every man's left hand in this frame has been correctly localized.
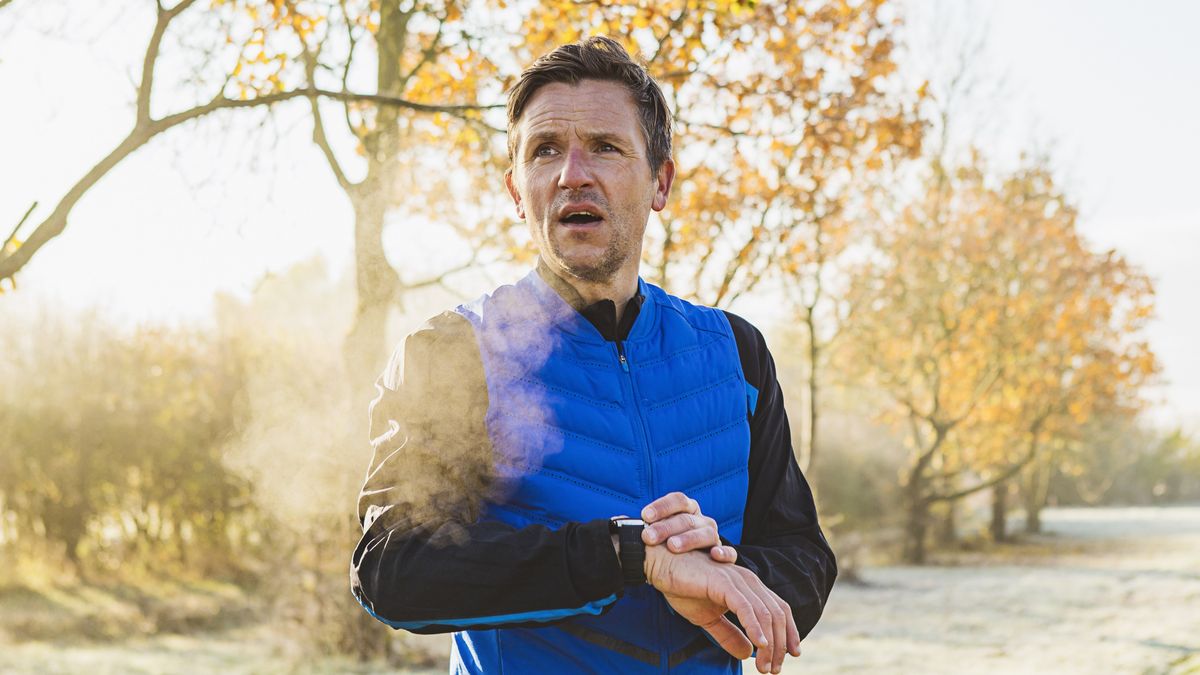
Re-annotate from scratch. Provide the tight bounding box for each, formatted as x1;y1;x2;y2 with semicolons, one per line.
641;491;737;563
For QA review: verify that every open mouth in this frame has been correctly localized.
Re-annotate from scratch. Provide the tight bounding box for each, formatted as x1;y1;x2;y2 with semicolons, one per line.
559;210;604;226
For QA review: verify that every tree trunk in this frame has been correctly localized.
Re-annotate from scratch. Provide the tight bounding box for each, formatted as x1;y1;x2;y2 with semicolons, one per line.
902;422;945;564
903;497;929;564
938;499;958;545
341;1;409;406
903;463;929;564
990;480;1009;542
343;187;399;404
1022;461;1050;534
803;307;820;475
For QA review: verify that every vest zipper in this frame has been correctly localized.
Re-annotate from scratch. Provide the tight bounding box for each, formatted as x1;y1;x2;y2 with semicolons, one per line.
616;339;654;498
616;338;665;671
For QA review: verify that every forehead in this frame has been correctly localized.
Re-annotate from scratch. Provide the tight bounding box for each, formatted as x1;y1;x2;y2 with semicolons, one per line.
515;79;643;146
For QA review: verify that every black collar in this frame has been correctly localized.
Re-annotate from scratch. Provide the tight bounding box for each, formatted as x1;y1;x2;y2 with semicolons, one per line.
535;259;644;342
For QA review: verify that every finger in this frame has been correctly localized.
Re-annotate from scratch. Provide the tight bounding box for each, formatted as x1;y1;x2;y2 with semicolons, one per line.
713;577;768;659
748;584;787;674
643;513;708;545
758;585;799;659
665;529;720;554
779;591;800;657
740;574;786;674
710;545;738;564
646;518;721;553
700;615;753;661
641;491;699;522
766;592;787;673
729;572;775;673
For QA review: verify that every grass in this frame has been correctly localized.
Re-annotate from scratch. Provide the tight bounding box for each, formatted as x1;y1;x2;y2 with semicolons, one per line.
0;574;257;642
0;566;448;674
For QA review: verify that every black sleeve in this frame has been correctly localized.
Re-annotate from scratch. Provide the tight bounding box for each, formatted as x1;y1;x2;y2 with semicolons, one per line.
722;311;838;640
349;311;624;634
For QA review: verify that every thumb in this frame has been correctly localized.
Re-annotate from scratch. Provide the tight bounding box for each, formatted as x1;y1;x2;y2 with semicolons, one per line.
702;616;754;660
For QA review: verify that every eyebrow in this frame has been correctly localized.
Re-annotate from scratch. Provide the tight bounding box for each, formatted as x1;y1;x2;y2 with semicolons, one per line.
523;129;630;152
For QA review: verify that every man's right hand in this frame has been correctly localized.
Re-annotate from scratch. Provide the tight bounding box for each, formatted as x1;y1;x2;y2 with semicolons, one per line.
643;545;800;674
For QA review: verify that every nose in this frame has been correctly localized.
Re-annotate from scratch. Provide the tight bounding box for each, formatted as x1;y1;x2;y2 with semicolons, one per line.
557;148;594;191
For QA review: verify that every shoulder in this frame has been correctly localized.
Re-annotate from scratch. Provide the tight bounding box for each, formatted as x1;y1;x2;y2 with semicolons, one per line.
720;310;768;352
720;310;773;391
644;283;730;336
410;310;475;348
380;311;476;390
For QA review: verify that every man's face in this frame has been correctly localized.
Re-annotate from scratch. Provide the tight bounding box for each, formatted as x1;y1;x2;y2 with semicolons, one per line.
505;79;674;284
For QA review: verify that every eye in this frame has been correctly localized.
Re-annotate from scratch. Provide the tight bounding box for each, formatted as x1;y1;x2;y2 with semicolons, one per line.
597;143;618;152
533;144;558;158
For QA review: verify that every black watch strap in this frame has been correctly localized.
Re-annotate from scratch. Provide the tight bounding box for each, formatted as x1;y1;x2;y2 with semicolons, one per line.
610;518;646;585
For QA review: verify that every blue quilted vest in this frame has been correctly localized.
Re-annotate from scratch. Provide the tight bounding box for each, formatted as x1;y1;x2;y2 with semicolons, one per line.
451;269;751;674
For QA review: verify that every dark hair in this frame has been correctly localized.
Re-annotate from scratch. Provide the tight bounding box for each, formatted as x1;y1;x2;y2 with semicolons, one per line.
506;36;672;173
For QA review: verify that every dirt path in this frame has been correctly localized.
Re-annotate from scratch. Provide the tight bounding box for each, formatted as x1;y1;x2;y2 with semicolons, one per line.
795;506;1200;674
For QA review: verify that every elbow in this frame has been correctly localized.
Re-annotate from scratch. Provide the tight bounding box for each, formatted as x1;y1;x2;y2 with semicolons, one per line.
349;532;458;635
350;559;432;632
349;533;416;630
825;544;839;597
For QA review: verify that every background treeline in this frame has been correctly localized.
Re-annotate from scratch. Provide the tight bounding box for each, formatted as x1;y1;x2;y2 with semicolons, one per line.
2;0;1198;666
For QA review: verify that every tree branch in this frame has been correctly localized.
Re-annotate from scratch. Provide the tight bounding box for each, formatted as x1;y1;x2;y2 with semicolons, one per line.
923;439;1038;505
4;202;36;251
154;87;502;134
712;208;769;307
337;0;363;143
0;129;151;281
400;255;477;293
0;87;501;283
925;417;1046;505
301;43;355;193
139;0;198;124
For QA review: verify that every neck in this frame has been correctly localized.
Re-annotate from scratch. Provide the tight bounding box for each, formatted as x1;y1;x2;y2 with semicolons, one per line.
538;258;639;317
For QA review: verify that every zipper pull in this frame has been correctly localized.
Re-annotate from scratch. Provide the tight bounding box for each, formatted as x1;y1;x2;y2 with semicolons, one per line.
617;342;630;372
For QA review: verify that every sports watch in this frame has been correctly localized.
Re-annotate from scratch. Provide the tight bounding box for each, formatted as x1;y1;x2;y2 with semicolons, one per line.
609;517;647;585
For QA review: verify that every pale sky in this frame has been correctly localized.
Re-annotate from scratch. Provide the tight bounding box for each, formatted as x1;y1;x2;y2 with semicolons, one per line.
1;1;1197;430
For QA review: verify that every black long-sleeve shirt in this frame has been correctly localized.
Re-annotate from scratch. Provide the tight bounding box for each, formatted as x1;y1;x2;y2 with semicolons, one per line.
350;264;836;637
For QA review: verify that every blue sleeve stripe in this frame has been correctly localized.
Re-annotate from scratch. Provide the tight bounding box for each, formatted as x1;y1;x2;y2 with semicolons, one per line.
355;591;618;630
745;383;759;416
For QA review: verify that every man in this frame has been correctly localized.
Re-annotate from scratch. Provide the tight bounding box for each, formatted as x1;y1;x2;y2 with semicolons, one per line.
351;36;836;674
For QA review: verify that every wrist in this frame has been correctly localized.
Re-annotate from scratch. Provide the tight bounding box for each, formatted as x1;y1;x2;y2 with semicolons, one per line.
609;517;647;585
643;538;667;585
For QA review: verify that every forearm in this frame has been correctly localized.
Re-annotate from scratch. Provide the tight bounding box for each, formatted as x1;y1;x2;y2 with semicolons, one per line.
351;516;623;633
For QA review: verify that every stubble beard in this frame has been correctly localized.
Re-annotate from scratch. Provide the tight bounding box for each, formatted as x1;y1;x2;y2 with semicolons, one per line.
551;229;629;283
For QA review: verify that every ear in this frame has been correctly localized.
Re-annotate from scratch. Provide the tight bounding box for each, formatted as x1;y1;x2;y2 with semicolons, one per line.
504;167;525;220
651;158;676;212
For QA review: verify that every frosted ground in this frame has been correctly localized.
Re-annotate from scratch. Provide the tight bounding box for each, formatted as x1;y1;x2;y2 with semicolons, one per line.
799;506;1200;674
1;506;1196;674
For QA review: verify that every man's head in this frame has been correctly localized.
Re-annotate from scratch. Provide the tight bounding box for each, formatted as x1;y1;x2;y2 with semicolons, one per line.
504;37;675;287
506;36;673;175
